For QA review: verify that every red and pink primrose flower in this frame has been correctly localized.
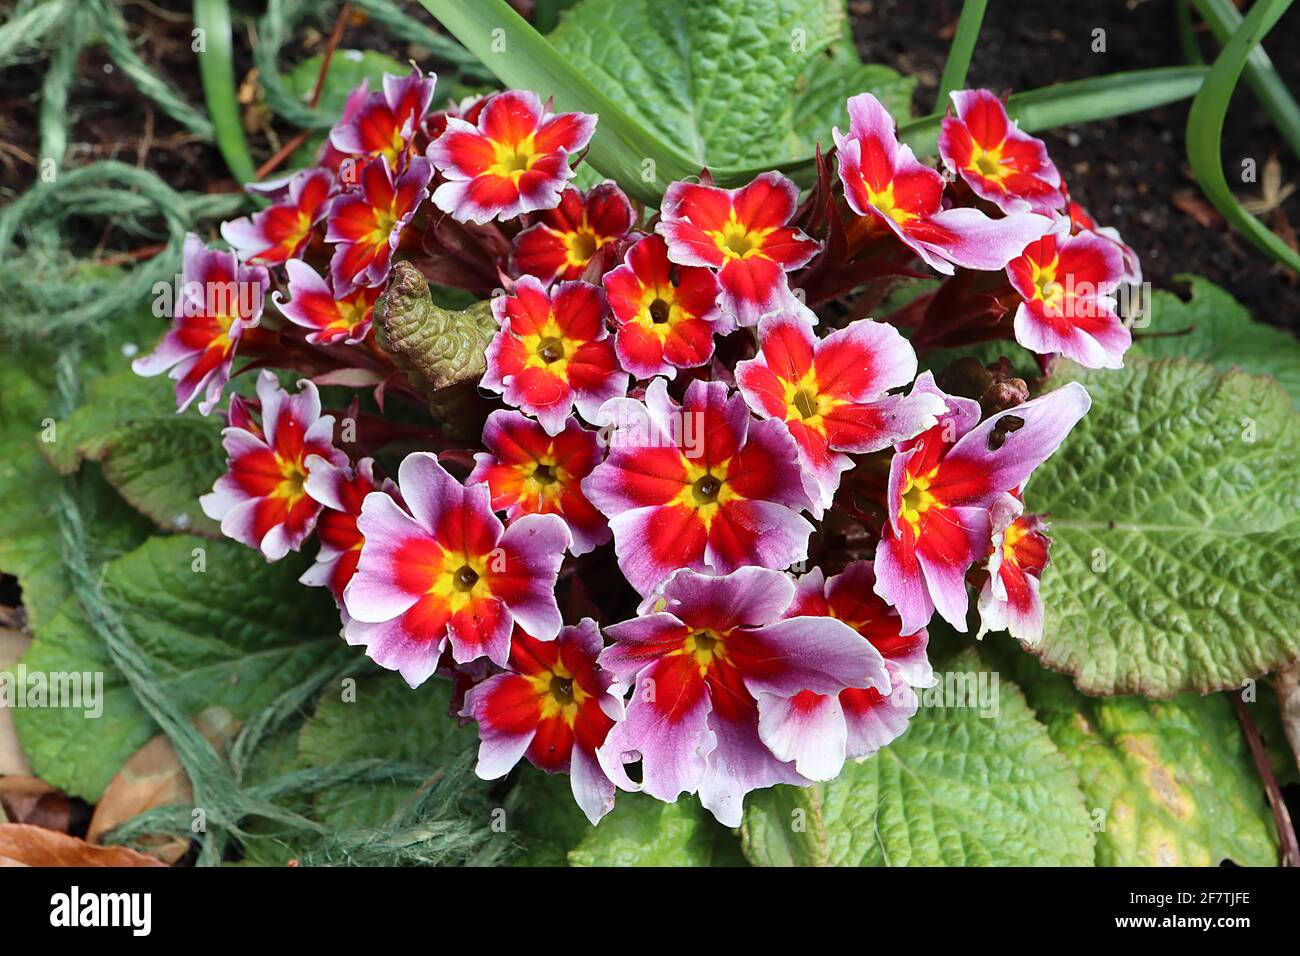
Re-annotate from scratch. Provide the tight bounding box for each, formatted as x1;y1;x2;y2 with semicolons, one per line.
583;378;814;596
483;275;627;436
938;89;1066;216
874;372;1090;634
1066;198;1143;284
657;172;820;327
465;620;624;825
597;566;889;826
467;409;610;555
512;183;635;283
735;312;945;514
329;69;437;170
835;92;1051;275
132;233;269;416
429;90;596;224
767;562;934;780
342;452;570;685
602;233;726;380
977;493;1052;645
220;167;333;266
1006;226;1131;369
300;455;395;612
200;371;347;561
326;154;432;294
275;259;380;345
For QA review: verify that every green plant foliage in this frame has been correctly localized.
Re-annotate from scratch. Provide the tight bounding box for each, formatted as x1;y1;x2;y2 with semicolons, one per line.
990;638;1278;866
741;648;1095;866
1028;358;1300;697
9;536;340;800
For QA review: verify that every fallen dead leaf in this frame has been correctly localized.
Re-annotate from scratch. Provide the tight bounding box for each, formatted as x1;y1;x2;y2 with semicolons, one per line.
0;823;166;867
0;776;76;833
0;628;34;776
87;707;238;863
1171;189;1223;230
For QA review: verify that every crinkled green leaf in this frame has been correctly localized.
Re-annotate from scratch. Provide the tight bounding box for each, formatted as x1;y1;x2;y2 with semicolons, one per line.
990;637;1278;866
9;535;340;800
549;0;908;171
0;455;153;633
1131;275;1300;403
512;771;726;866
41;369;225;535
1029;358;1300;697
740;648;1094;866
296;674;480;829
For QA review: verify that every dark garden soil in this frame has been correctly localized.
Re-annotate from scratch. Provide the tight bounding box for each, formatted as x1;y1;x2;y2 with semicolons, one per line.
0;0;1296;320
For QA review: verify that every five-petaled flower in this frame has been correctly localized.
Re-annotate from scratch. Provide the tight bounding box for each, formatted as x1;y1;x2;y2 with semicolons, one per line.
1006;227;1131;369
329;69;437;170
464;620;624;824
512;183;635;283
597;566;889;826
939;89;1066;216
275;259;380;345
343;452;570;684
657;172;820;327
977;493;1052;644
736;312;944;513
300;455;393;612
766;562;934;780
1066;198;1143;284
835;93;1050;275
468;410;610;555
220;167;333;266
583;378;813;597
874;372;1090;634
602;233;726;379
132;234;269;416
482;275;627;436
429;90;596;224
200;371;347;561
326;154;432;294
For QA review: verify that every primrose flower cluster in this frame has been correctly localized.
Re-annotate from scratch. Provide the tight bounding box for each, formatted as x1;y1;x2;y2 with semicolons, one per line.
136;68;1139;826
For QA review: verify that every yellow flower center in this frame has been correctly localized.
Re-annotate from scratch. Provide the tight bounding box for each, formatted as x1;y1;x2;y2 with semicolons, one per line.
489;135;539;182
712;213;772;261
865;182;915;226
565;226;601;267
430;550;490;613
683;630;726;674
899;467;939;534
672;456;735;529
780;370;841;432
1030;256;1065;312
969;141;1009;182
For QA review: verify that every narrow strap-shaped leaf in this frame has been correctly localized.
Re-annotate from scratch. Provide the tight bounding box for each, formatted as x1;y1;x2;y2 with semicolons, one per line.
1186;0;1300;272
935;0;987;112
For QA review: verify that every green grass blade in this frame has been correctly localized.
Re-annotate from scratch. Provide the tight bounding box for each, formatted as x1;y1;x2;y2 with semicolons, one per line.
194;0;256;184
1192;0;1300;160
935;0;988;112
1187;0;1300;271
900;66;1208;156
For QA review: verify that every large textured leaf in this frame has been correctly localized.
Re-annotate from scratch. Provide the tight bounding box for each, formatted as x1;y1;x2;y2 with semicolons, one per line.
1132;275;1300;403
548;0;908;171
512;771;725;866
1028;358;1300;697
991;638;1278;866
740;649;1095;866
8;536;340;800
296;674;479;829
41;369;226;536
